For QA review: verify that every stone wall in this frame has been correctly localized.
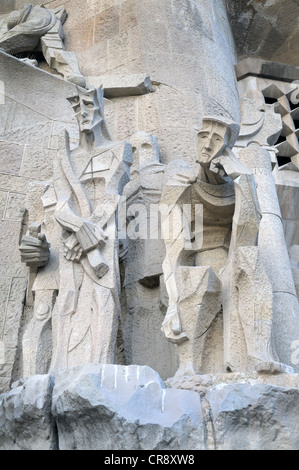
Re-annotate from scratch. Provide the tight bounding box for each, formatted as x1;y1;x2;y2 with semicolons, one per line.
0;52;79;391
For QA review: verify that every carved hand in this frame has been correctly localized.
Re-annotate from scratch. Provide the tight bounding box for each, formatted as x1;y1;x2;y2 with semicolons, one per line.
64;223;108;258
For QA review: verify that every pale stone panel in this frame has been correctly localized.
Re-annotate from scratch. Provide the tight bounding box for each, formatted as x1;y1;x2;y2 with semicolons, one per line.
49;120;79;150
0;53;77;122
0;191;8;219
0;221;27;279
0;278;11;337
64;17;95;52
128;26;143;62
122;282;178;380
0;174;29;195
76;40;108;76
113;96;138;141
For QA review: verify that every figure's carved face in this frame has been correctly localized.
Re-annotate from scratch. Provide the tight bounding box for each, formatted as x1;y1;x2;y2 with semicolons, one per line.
70;90;102;134
197;121;229;166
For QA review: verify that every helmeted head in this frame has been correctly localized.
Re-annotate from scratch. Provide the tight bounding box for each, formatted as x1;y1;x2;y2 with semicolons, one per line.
196;117;240;166
129;131;160;168
67;86;111;142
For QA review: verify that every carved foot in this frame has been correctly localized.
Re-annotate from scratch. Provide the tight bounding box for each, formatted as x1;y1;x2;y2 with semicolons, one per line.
161;304;188;345
255;361;294;375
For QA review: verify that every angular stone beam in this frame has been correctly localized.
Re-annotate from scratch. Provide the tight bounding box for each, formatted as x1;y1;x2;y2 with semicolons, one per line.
85;74;152;98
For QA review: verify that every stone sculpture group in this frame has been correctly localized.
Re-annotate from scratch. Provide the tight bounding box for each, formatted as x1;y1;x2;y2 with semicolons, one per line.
1;0;299;451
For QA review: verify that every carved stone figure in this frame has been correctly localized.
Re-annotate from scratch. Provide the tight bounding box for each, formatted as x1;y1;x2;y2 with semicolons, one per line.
160;117;283;376
120;131;178;378
0;3;85;87
19;86;132;374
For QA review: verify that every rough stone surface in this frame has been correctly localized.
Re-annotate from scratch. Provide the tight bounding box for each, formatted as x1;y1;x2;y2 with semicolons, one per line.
0;4;85;86
0;51;80;392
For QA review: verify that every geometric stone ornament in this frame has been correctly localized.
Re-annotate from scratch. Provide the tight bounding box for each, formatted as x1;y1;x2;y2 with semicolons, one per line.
261;83;299;169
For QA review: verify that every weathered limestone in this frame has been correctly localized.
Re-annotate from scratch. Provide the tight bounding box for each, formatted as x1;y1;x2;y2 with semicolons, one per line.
52;364;203;450
236;66;299;365
240;145;299;370
86;74;152;98
233;79;299;372
227;0;299;66
0;50;60;389
56;0;241;167
205;383;299;450
171;266;222;376
221;246;277;372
